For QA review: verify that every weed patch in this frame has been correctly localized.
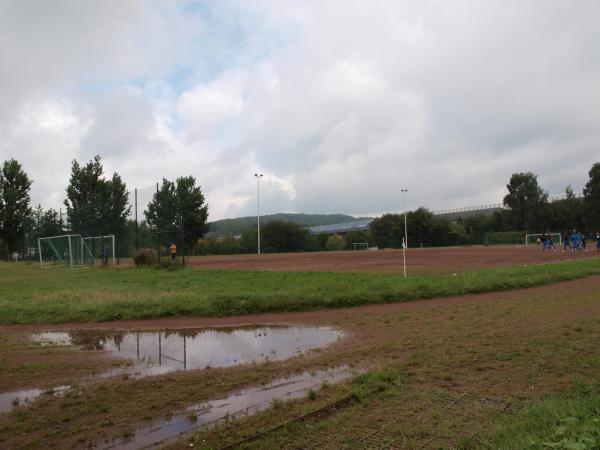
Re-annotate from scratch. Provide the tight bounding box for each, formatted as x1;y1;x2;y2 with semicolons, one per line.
477;384;600;449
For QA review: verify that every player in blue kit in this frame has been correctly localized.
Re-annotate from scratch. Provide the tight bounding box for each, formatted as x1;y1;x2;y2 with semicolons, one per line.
563;231;571;252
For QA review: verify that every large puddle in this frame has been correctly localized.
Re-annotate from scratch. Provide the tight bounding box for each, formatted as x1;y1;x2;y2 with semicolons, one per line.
99;366;354;450
1;326;343;414
32;326;342;376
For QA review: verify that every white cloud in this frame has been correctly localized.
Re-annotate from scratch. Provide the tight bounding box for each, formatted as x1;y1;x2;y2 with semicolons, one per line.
1;0;600;221
178;71;247;140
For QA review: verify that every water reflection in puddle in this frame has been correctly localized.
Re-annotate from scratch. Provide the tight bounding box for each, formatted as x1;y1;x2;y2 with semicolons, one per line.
32;326;342;377
0;326;342;415
100;366;354;450
0;386;69;414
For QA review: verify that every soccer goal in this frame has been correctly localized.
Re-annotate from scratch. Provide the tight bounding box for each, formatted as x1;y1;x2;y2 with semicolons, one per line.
83;235;116;266
525;233;562;246
351;242;369;250
38;234;95;268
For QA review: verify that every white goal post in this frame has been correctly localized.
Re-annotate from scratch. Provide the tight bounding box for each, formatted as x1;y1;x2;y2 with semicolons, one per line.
83;235;116;266
525;233;562;246
351;242;369;250
38;234;95;269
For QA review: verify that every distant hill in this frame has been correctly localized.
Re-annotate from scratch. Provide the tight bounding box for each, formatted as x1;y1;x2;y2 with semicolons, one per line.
208;213;370;236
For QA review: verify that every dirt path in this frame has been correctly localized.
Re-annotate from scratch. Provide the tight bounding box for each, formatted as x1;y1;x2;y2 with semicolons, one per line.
4;273;599;333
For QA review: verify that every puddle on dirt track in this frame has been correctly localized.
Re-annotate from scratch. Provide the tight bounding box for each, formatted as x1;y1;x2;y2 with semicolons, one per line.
100;366;354;450
0;326;342;415
32;325;343;376
0;386;69;414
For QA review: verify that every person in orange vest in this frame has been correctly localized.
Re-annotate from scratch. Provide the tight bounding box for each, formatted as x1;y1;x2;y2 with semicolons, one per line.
170;242;177;262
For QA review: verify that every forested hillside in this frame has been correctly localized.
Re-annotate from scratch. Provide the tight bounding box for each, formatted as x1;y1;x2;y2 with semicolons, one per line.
209;213;368;236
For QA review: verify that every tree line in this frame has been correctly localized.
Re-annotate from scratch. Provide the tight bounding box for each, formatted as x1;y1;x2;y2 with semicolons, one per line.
197;162;600;254
368;163;600;249
1;157;598;258
196;223;373;255
0;156;209;259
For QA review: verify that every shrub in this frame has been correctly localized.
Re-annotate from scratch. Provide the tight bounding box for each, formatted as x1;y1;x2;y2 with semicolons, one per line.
133;249;155;267
325;234;344;251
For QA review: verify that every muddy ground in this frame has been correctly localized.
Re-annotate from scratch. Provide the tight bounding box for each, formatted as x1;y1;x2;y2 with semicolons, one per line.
2;274;600;448
147;245;598;274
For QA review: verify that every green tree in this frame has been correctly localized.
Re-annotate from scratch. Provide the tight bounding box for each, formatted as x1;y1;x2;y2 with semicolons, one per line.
315;233;330;251
405;208;457;247
344;230;373;249
64;156;129;240
584;162;600;230
175;176;209;252
548;185;584;233
370;214;405;248
39;208;64;237
261;221;311;253
64;156;104;236
146;177;209;253
462;215;493;244
503;172;549;232
240;229;258;253
105;173;130;237
0;159;33;255
195;236;242;255
371;208;456;248
407;208;435;246
145;179;177;246
325;234;344;251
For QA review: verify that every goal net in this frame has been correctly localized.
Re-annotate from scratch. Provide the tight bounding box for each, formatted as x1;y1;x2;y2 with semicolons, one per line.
350;242;369;250
83;235;116;266
38;234;95;268
525;233;562;246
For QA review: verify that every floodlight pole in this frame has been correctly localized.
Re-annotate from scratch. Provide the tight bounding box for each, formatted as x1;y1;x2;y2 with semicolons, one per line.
401;189;408;278
255;173;263;255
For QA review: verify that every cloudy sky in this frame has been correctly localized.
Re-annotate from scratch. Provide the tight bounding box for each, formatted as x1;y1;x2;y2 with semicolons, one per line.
1;0;599;220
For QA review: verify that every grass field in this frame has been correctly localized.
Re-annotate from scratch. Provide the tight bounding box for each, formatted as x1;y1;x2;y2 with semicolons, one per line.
2;253;600;449
1;257;600;324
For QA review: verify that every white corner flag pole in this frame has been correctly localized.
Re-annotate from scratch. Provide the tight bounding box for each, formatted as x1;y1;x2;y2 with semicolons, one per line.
402;237;407;278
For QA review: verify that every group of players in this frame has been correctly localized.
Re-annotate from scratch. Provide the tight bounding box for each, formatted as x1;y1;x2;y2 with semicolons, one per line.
540;231;600;252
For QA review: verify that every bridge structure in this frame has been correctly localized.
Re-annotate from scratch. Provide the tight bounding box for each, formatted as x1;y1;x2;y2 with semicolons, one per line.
433;192;583;221
433;203;506;220
306;192;583;235
307;218;373;235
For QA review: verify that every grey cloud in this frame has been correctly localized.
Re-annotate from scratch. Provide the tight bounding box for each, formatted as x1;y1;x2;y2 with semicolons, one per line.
82;88;156;159
213;0;600;217
2;0;600;220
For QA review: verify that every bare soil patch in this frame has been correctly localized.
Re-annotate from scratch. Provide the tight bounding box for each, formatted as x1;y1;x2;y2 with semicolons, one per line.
176;245;597;274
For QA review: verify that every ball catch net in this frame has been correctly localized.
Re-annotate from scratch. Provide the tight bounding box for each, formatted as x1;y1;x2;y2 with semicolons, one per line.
83;235;116;265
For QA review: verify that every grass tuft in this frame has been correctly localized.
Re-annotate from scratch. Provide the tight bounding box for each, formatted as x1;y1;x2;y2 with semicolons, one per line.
477;383;600;449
